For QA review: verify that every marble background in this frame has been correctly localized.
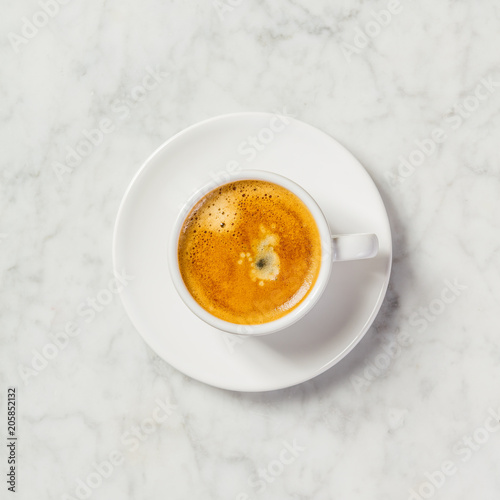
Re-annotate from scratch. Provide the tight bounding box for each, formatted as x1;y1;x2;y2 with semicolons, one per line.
1;0;500;499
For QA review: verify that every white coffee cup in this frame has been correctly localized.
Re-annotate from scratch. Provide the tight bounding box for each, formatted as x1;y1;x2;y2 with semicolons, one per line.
168;170;378;336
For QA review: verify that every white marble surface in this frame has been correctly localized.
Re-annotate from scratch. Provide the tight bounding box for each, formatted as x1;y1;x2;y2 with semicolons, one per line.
1;0;500;499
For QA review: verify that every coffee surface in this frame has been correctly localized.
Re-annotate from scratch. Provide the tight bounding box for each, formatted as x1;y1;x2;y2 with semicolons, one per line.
177;180;321;324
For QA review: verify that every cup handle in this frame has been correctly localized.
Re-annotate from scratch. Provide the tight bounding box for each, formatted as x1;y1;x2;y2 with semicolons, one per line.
331;233;379;262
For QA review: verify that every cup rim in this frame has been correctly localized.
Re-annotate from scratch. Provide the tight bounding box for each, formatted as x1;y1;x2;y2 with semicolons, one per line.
167;169;333;335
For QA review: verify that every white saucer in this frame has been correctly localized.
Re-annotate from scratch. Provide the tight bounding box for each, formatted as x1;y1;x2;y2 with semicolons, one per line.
113;113;392;392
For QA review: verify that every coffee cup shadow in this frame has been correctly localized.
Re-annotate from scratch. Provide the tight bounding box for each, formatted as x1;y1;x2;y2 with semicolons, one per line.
251;254;389;361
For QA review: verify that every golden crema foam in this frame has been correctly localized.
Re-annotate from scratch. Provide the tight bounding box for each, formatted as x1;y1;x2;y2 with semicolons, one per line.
177;180;322;325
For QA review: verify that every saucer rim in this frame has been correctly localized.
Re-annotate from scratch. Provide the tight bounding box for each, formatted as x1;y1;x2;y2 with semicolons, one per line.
112;112;393;392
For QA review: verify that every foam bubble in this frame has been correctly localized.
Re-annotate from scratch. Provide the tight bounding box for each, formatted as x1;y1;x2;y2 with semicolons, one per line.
250;227;280;282
196;195;239;232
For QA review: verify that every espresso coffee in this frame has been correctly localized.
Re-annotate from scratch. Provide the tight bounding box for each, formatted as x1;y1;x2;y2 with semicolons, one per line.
177;180;322;324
